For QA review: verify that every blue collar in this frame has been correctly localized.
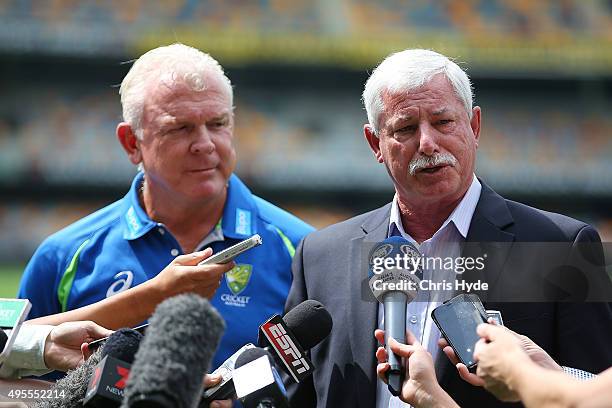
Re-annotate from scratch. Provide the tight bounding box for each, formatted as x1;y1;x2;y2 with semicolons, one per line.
121;172;156;240
220;174;259;240
121;172;258;241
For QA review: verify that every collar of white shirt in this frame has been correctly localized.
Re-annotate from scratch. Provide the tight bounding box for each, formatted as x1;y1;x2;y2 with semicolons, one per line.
377;175;482;408
388;174;482;241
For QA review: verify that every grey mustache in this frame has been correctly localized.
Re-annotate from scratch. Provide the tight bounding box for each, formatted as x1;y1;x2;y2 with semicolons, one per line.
409;153;457;176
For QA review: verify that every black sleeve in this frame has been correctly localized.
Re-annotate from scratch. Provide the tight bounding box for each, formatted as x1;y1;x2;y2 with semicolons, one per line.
555;225;612;373
284;237;317;407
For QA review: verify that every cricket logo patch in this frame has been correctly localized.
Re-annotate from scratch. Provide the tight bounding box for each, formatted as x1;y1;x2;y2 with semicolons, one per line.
226;264;252;295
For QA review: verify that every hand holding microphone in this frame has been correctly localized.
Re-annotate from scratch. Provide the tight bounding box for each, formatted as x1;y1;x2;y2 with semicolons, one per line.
35;328;141;408
375;329;459;408
368;237;422;395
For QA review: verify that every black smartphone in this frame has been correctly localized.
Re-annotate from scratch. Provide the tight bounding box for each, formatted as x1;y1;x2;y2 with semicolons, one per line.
87;323;149;351
431;294;487;369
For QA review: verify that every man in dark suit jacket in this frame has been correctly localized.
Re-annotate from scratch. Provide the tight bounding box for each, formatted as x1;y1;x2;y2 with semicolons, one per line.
285;49;612;408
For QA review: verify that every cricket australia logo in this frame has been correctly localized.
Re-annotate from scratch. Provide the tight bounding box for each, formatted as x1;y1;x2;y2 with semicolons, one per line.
226;264;252;295
221;264;252;307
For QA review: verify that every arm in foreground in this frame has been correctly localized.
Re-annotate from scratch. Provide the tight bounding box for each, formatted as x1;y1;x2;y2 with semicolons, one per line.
474;323;612;408
27;249;233;329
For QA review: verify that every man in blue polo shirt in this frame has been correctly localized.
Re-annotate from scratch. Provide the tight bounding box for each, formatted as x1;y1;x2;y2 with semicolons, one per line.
18;43;314;372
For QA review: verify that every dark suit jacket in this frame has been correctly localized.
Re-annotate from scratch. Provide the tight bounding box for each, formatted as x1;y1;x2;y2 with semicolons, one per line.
285;181;612;408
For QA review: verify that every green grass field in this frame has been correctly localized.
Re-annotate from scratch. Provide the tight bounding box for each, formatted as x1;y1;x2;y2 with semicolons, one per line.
0;265;25;298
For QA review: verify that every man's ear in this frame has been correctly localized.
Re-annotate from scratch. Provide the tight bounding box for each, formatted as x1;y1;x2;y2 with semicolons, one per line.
470;106;481;148
364;124;384;163
117;122;142;165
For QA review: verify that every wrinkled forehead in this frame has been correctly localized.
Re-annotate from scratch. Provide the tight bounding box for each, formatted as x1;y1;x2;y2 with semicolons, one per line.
380;75;464;117
139;81;232;131
148;70;231;102
146;74;230;109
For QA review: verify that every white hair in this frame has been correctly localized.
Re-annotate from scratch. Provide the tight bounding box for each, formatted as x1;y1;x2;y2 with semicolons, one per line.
119;43;233;139
362;49;473;135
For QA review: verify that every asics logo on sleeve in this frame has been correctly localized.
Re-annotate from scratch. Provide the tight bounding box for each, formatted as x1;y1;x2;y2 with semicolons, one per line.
106;271;134;297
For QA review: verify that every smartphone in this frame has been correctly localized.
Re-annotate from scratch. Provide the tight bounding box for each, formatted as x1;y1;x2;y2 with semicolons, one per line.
486;310;504;326
87;323;149;351
201;343;257;403
198;234;263;265
0;298;31;364
431;294;487;369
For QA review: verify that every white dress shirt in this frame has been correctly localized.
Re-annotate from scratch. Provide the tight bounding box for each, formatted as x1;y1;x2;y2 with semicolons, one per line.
0;325;54;379
376;175;481;408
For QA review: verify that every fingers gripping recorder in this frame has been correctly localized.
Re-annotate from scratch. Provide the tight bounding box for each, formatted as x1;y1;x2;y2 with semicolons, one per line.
368;237;422;396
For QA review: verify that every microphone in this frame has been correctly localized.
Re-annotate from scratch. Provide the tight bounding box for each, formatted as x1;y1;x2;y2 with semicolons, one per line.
233;348;289;408
259;299;332;382
34;328;142;408
202;300;332;403
122;294;225;408
368;236;422;396
34;349;103;408
83;328;144;407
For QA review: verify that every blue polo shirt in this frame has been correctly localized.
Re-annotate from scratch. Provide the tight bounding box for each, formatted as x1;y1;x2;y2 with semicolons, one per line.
18;172;314;369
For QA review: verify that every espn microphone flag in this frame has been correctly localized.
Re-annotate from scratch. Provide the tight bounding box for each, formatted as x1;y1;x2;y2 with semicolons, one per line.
258;299;332;384
202;300;332;404
259;315;312;383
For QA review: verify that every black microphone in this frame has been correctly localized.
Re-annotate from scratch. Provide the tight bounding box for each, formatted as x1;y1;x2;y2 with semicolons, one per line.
259;299;332;382
202;300;332;404
368;236;421;396
121;294;225;408
34;328;143;408
233;348;289;408
83;328;144;407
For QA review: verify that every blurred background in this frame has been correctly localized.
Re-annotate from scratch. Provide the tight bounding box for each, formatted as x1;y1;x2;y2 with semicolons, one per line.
0;0;611;296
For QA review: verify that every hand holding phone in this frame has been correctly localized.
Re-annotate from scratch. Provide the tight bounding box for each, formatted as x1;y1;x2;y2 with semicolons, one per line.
431;294;487;369
198;234;262;265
